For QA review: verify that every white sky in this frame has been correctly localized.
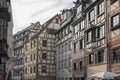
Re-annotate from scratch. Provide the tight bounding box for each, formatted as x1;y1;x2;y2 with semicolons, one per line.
11;0;75;34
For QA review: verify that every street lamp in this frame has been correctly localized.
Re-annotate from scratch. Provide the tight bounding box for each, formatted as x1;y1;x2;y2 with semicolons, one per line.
1;57;7;80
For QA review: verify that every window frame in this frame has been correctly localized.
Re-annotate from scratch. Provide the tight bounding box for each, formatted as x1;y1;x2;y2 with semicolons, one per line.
42;40;47;47
111;13;120;30
97;1;105;15
42;66;47;73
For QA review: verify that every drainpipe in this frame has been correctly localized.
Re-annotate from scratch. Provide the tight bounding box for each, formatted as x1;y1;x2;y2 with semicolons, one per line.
36;37;39;79
105;0;110;72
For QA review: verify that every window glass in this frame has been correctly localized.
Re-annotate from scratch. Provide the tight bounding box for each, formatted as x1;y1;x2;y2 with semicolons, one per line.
98;1;104;15
111;14;119;28
89;10;95;21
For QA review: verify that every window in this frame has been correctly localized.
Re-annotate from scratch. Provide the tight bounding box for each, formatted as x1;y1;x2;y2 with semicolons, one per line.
25;68;27;74
111;14;120;28
113;48;120;62
25;45;27;51
34;66;36;73
80;61;83;71
89;10;95;21
65;43;67;52
42;40;47;47
42;66;47;73
0;18;3;39
68;57;71;67
56;18;59;24
89;54;94;64
110;0;117;4
30;42;32;48
69;41;72;50
74;42;77;52
77;5;82;14
42;53;47;60
31;55;32;61
34;53;35;60
65;59;67;68
98;1;104;15
25;57;27;62
74;62;78;72
62;45;64;53
30;67;32;73
80;39;84;49
80;20;84;29
98;25;105;39
61;60;63;69
87;31;92;42
34;40;36;47
98;50;104;63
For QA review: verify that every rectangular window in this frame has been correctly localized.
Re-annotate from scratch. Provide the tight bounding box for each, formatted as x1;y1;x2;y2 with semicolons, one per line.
98;50;104;63
77;5;82;14
98;1;104;15
0;18;3;39
34;66;36;73
80;61;83;71
98;25;105;39
80;39;84;49
42;40;47;47
87;31;92;42
65;43;67;52
89;10;95;22
113;48;120;62
42;66;47;73
68;57;71;67
69;41;72;50
42;53;47;60
80;20;84;30
74;63;78;72
34;53;35;60
89;54;94;64
31;55;32;61
74;42;77;52
110;0;117;4
111;14;120;28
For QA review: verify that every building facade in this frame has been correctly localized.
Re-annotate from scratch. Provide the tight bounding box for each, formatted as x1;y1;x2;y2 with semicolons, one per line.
84;0;108;79
24;15;60;80
0;0;11;79
72;0;86;80
12;24;35;80
56;9;73;80
72;0;108;79
107;0;120;74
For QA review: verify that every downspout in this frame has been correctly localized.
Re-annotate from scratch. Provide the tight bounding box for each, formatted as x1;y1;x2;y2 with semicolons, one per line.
105;0;110;72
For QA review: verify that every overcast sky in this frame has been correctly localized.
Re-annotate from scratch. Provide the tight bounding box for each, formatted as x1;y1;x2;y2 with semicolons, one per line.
11;0;75;34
